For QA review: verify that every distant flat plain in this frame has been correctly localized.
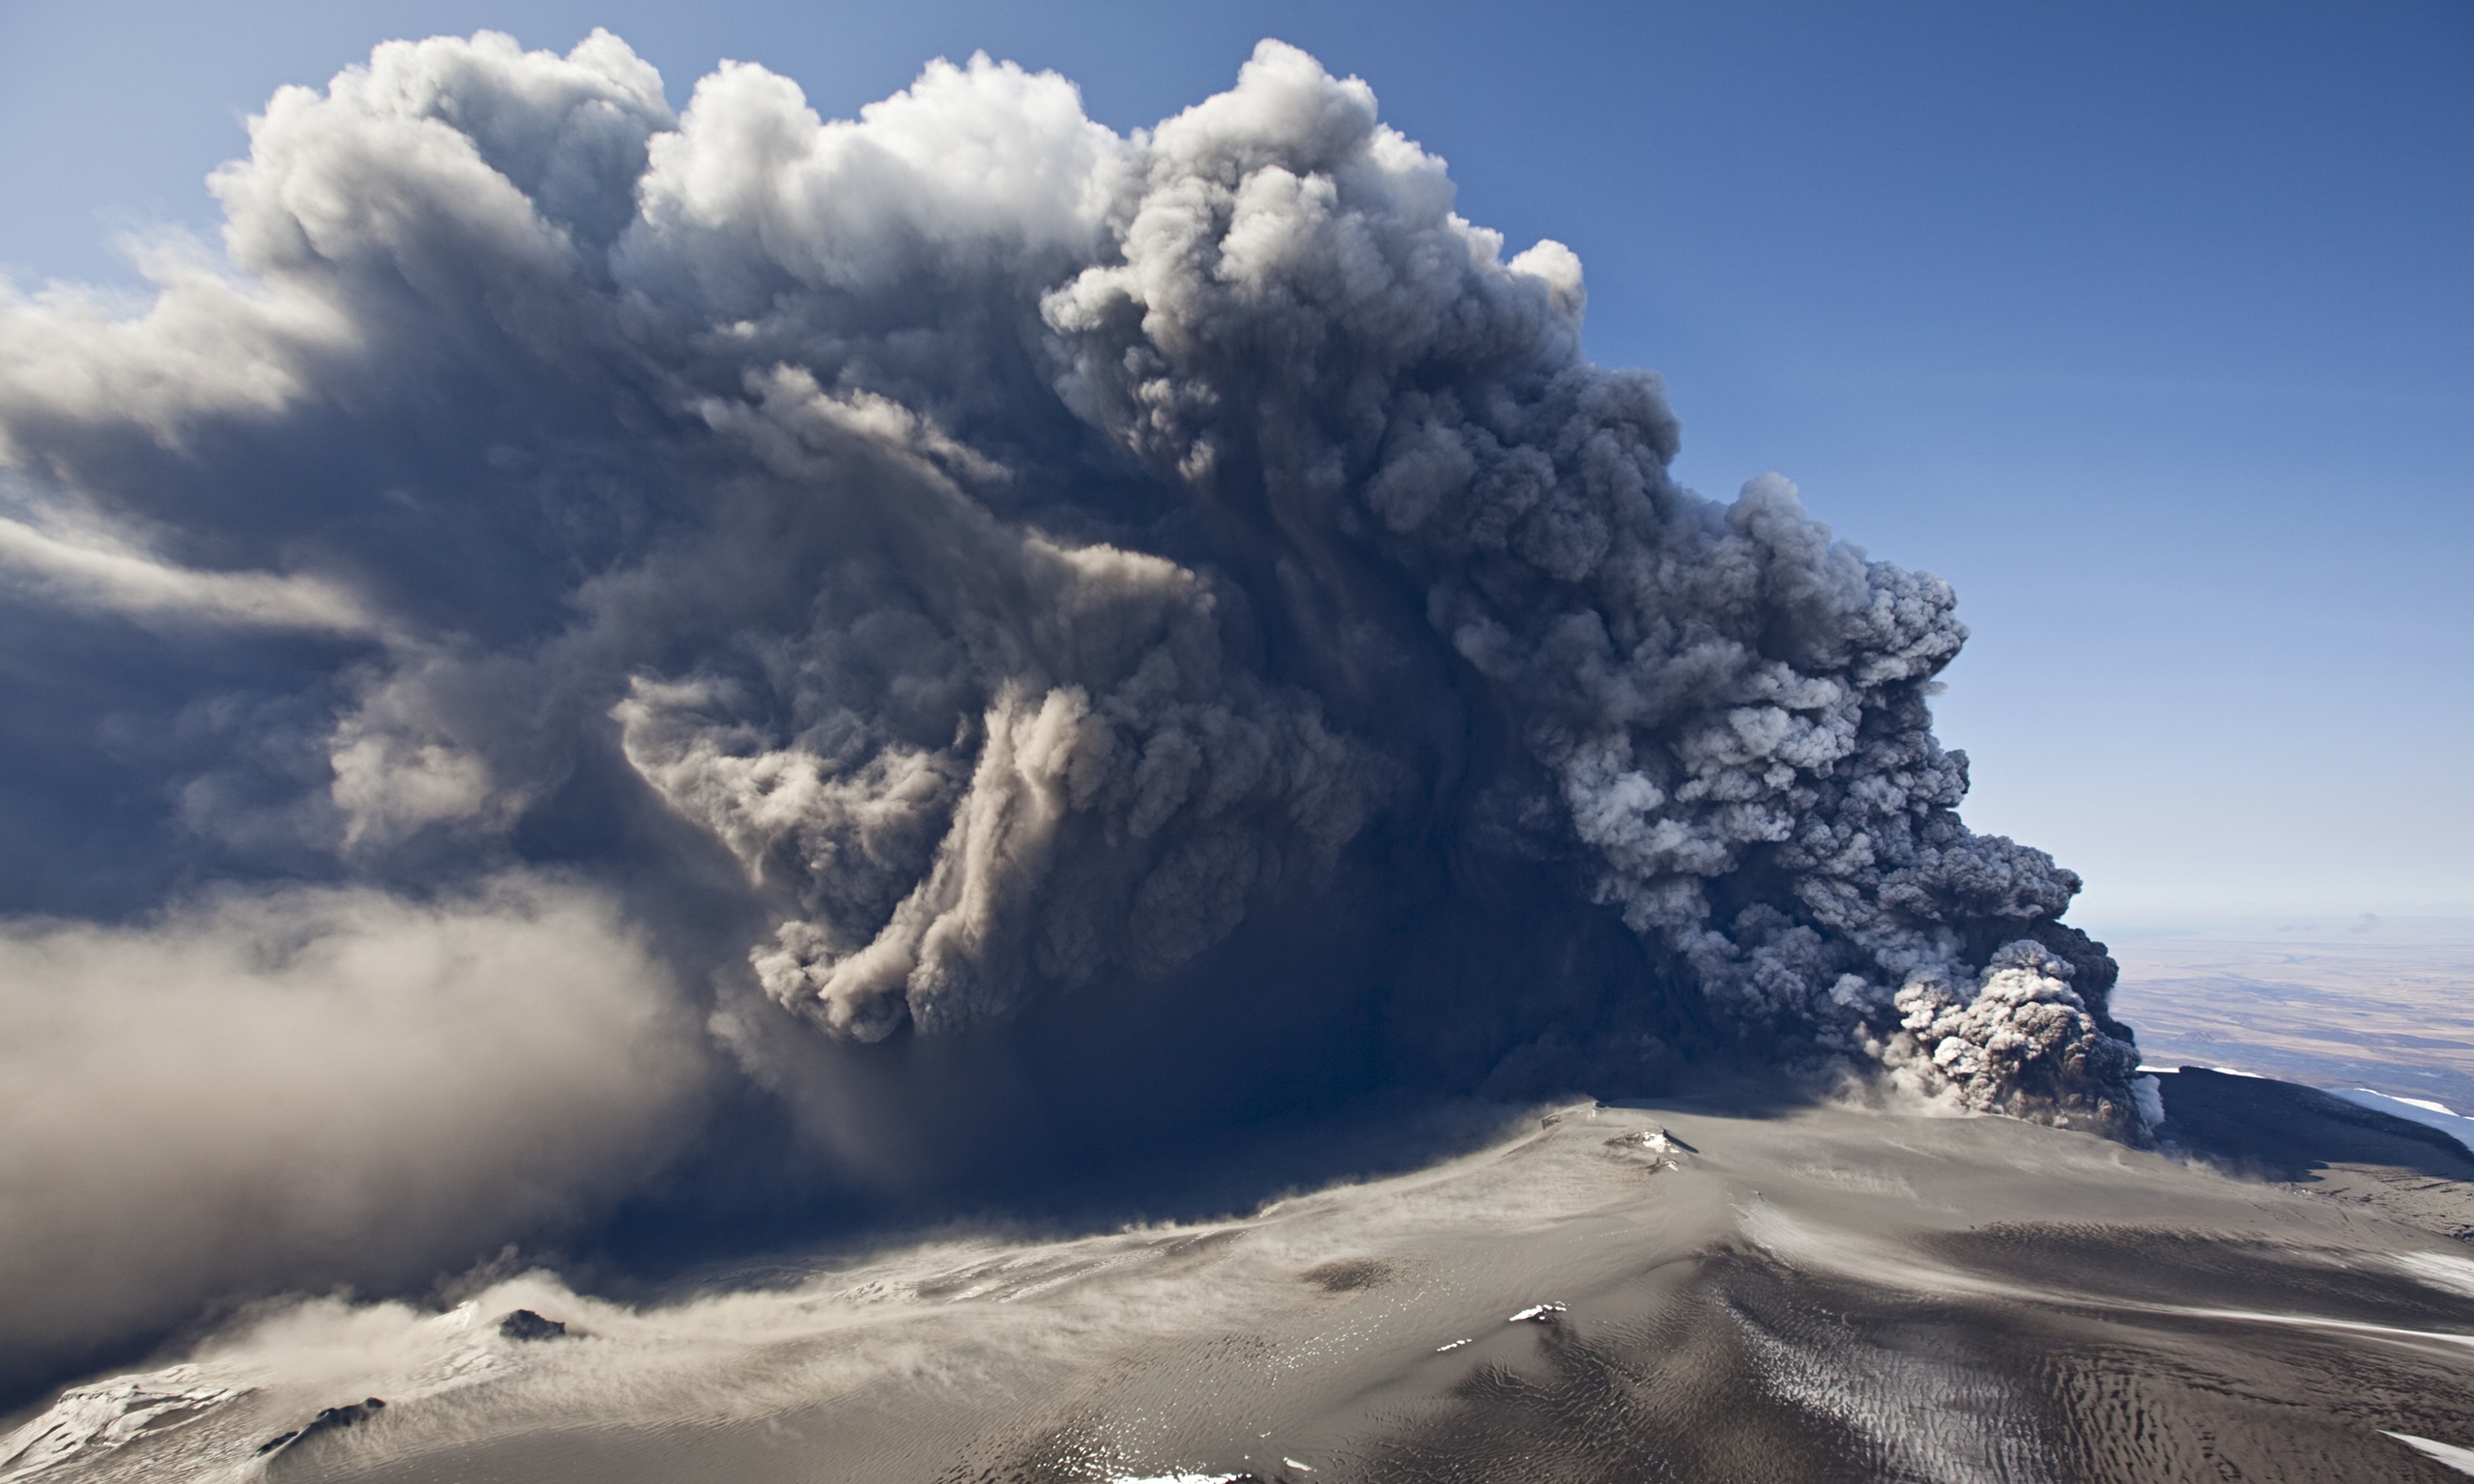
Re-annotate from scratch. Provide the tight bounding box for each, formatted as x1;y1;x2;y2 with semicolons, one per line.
2103;918;2474;1110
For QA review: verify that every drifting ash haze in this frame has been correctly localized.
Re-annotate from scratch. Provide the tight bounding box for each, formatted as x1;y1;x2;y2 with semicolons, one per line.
0;31;2155;1404
11;1097;2474;1483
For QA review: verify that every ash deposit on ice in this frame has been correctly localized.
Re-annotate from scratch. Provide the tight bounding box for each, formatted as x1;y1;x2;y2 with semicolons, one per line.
10;1095;2474;1484
0;31;2143;1394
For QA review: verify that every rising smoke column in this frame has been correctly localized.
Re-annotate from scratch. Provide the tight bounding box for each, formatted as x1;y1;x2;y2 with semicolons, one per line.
0;26;2144;1388
1033;54;2139;1124
606;36;2142;1124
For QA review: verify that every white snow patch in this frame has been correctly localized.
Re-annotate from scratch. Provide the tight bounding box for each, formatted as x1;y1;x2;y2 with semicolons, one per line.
2388;1432;2474;1477
2391;1251;2474;1299
0;1365;248;1480
1435;1338;1471;1352
1507;1302;1567;1323
2327;1088;2474;1153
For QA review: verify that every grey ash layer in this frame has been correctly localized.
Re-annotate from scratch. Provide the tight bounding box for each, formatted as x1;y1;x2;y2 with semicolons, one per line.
1;34;2139;1392
9;1072;2474;1484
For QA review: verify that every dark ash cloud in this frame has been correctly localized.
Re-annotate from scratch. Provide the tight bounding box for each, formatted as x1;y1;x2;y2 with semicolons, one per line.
0;29;2144;1389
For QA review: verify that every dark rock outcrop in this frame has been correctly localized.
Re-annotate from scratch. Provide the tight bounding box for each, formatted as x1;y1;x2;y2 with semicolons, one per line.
497;1308;569;1342
255;1397;385;1456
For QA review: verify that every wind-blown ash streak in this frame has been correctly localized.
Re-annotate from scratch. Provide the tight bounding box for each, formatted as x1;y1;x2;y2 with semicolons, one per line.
0;30;2142;1386
0;879;706;1391
9;1098;2470;1484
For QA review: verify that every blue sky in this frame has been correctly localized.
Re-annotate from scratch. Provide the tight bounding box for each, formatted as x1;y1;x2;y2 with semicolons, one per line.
3;0;2467;926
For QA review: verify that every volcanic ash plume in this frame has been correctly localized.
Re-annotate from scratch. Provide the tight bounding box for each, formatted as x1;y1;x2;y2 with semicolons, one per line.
0;28;2145;1379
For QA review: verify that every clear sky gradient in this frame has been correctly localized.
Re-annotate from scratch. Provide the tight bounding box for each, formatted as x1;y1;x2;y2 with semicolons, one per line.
3;0;2466;927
